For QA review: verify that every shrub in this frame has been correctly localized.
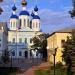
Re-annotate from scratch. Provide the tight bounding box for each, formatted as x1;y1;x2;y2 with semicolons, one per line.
55;62;63;69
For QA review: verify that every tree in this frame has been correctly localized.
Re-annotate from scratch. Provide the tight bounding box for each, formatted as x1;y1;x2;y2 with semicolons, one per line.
62;29;75;75
1;49;10;64
69;0;75;17
0;0;3;14
32;33;49;60
0;0;3;2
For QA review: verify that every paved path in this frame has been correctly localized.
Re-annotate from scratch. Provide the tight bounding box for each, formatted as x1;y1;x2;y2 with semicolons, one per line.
16;62;50;75
17;67;35;75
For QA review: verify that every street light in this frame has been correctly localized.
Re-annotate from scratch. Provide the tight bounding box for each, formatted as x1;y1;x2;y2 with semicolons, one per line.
47;46;58;75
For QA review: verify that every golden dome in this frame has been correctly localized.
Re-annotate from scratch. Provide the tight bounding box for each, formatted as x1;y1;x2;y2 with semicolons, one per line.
21;0;27;6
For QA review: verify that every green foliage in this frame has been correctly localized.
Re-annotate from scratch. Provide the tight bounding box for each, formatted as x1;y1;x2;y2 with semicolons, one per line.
69;10;75;18
62;36;72;64
35;68;67;75
69;0;75;17
1;49;10;64
62;29;75;75
32;33;49;60
0;0;3;14
55;62;63;69
32;33;49;49
62;30;75;64
50;62;64;70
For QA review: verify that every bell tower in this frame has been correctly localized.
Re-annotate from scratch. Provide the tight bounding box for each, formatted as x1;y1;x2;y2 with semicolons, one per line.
10;0;18;30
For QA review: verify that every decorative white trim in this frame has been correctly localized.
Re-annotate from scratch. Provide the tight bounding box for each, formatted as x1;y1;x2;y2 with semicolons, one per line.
23;7;26;10
34;12;38;15
13;11;16;14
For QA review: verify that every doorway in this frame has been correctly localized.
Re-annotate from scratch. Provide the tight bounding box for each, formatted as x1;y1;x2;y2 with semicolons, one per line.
24;51;28;58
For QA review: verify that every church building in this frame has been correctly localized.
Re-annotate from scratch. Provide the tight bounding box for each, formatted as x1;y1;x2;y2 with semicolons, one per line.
8;0;42;58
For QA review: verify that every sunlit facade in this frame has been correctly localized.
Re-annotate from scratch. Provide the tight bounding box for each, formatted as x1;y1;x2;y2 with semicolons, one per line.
47;28;73;64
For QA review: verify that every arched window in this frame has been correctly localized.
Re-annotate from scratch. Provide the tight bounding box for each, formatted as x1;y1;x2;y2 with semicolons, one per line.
16;21;17;28
13;22;15;27
61;39;65;47
27;19;29;27
20;19;21;26
12;38;15;43
11;22;12;27
25;38;27;43
24;19;26;27
39;22;40;28
19;38;22;43
36;22;38;28
19;51;22;56
30;38;32;43
33;22;35;28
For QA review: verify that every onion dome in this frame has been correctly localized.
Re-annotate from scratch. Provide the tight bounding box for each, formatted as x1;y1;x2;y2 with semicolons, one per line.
20;0;29;16
10;4;18;19
10;14;18;19
34;6;38;12
21;0;27;6
19;11;29;16
12;4;17;11
32;5;40;19
33;15;40;19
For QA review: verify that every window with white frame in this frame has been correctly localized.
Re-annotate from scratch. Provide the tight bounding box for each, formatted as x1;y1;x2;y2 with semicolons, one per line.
12;38;15;43
19;51;22;56
11;22;12;28
28;19;29;27
25;38;27;43
20;19;22;26
19;38;22;43
24;19;26;27
30;38;32;43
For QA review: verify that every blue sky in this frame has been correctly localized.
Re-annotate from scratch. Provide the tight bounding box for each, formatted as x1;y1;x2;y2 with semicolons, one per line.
0;0;75;34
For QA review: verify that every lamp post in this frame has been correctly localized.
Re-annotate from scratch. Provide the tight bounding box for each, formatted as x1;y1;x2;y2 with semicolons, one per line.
53;48;58;75
47;46;58;75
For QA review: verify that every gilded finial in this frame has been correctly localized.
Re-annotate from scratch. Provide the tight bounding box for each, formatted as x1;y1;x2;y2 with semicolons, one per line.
21;0;27;6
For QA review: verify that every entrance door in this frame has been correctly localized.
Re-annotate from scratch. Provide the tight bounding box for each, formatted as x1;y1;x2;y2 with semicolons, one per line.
24;51;28;58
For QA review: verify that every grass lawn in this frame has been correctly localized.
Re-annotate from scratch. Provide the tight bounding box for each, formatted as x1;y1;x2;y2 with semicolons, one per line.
8;72;16;75
35;69;67;75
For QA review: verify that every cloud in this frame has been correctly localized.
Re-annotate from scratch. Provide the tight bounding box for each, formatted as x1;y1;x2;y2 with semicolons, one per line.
0;0;75;33
1;7;75;33
49;0;60;3
39;9;75;33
